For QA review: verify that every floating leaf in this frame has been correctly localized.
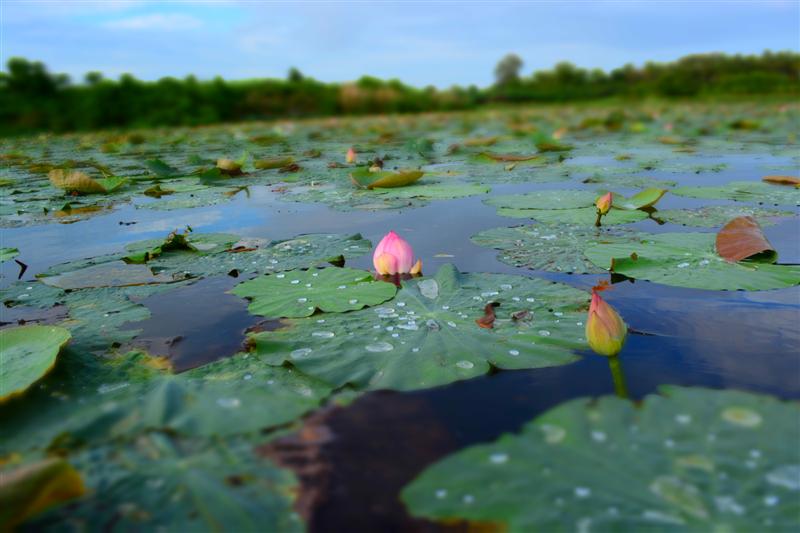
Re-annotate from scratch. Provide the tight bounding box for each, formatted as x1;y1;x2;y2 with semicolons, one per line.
0;247;19;262
216;158;244;176
0;325;71;401
486;190;597;211
402;386;799;531
39;261;179;289
249;265;587;391
0;458;86;528
614;188;667;210
472;225;636;274
29;435;302;532
585;232;800;290
48;169;126;194
716;216;777;263
144;158;179;178
255;156;295;170
657;206;794;228
476;152;540;163
231;267;397;318
762;175;800;186
497;206;648;225
672;181;800;206
350;168;425;189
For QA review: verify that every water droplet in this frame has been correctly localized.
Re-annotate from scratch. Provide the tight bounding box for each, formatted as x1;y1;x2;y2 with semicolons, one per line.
462;494;474;504
540;424;566;444
574;487;591;498
338;285;347;289
766;465;800;490
500;284;512;290
508;349;520;356
217;397;241;409
591;431;607;443
447;321;457;328
291;348;313;359
396;302;406;307
312;331;335;338
699;259;710;266
526;297;535;302
276;274;285;278
435;489;447;499
675;414;691;424
317;319;325;323
664;439;675;448
677;262;690;268
764;495;779;506
419;279;439;299
456;360;474;369
750;449;762;459
297;297;308;303
243;373;253;381
305;283;312;288
714;495;745;515
722;406;762;428
366;342;394;352
412;347;420;353
538;330;551;336
426;319;440;331
490;453;508;464
391;333;399;338
349;299;358;305
290;279;300;284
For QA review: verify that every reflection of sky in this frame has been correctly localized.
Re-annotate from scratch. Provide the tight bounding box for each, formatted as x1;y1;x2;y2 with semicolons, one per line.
3;1;799;86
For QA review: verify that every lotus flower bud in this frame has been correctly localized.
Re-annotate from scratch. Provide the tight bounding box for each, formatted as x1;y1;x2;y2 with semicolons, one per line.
373;231;422;275
596;192;612;216
346;147;356;164
585;287;627;357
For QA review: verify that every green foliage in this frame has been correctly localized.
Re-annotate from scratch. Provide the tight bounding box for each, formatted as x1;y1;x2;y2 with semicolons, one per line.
1;51;798;135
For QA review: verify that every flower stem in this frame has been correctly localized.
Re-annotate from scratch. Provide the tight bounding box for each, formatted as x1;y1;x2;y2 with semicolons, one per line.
608;355;629;399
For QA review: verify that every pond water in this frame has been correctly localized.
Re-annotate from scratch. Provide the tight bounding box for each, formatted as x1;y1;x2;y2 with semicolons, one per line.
2;146;798;530
1;106;799;530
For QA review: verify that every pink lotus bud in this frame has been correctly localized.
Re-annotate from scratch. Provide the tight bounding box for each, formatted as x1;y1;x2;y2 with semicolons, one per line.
596;192;612;216
373;231;422;275
346;147;356;164
585;286;627;357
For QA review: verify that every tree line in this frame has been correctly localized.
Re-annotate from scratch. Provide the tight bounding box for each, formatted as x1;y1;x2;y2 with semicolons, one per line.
0;51;796;135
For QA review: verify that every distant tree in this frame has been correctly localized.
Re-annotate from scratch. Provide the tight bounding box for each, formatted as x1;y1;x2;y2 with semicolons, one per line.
84;71;103;85
288;67;304;83
494;53;523;86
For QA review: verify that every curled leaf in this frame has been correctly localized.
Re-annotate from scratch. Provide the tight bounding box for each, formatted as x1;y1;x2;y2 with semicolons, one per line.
0;458;86;528
716;216;777;263
762;175;800;187
475;302;500;329
216;158;243;176
614;188;667;210
350;168;424;189
48;169;126;194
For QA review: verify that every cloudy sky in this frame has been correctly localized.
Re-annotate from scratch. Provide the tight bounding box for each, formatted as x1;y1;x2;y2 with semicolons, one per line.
3;1;798;87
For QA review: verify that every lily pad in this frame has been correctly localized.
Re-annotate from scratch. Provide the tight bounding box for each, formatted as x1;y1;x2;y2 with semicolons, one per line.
232;267;397;318
0;325;71;401
0;458;86;528
39;261;180;289
486;190;598;211
402;386;799;532
615;188;667;210
0;247;19;262
657;206;795;228
249;264;588;391
672;181;800;206
29;435;303;532
500;205;649;225
472;225;636;274
48;169;126;194
350;168;424;189
585;232;800;290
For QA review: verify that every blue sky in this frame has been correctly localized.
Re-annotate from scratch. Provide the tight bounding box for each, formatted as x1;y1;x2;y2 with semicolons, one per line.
3;1;798;87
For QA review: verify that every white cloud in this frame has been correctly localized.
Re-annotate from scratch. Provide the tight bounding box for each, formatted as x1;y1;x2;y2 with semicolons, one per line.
104;13;204;31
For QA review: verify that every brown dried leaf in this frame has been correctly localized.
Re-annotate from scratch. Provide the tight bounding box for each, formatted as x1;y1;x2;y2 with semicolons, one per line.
762;175;800;186
475;302;500;329
716;216;777;263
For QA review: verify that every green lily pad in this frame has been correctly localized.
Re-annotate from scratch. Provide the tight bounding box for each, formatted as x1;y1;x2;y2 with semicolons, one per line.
585;232;800;290
0;247;19;262
672;181;800;206
249;264;588;391
39;261;180;289
232;267;397;318
472;225;636;274
498;206;649;225
0;325;71;401
402;386;799;532
486;190;598;211
350;168;425;189
615;188;667;210
658;206;795;228
29;434;303;532
144;158;180;178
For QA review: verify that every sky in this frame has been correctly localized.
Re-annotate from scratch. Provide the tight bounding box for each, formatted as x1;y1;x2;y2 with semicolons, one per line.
2;1;799;87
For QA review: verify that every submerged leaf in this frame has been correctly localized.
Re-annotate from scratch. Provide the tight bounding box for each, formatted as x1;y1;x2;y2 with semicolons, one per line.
716;216;777;263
